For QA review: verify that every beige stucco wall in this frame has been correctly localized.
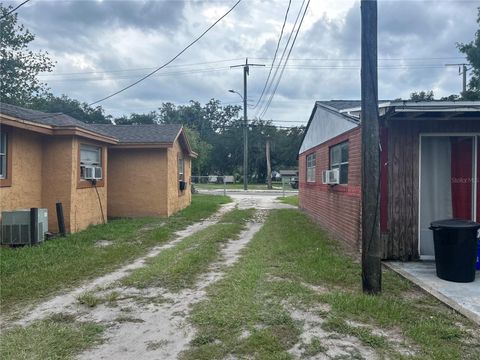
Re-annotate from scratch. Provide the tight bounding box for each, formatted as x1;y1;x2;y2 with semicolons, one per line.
107;148;168;217
0;128;108;234
167;141;192;216
70;138;108;232
41;136;75;232
0;127;43;215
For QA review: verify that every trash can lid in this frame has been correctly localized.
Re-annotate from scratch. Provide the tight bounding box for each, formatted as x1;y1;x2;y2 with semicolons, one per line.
430;218;480;230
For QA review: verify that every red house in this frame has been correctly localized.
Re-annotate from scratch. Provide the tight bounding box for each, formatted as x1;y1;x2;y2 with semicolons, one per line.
298;100;480;260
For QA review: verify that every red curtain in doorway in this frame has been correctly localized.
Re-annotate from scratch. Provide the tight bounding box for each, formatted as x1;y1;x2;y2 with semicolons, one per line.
451;137;473;220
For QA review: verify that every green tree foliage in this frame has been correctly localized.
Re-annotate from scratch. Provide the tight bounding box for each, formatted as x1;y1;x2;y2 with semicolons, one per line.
30;94;112;124
0;4;55;105
115;112;158;125
409;91;435;101
157;99;304;180
458;7;480;100
184;127;213;176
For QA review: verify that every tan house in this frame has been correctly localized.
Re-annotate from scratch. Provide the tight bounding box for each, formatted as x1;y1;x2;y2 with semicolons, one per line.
92;124;195;218
0;103;195;234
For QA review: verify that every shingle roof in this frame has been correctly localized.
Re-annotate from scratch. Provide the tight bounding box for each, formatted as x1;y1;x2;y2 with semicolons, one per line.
0;102;114;138
316;100;393;111
316;100;363;111
91;124;182;144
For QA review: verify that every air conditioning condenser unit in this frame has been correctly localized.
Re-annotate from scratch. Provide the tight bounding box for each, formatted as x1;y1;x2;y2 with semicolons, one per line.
1;209;48;246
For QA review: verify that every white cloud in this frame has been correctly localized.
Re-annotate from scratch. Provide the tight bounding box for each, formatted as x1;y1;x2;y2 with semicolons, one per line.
12;0;479;124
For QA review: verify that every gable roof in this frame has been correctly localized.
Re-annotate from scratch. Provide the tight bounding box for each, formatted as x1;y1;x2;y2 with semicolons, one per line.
0;103;195;156
91;124;182;144
299;99;480;154
0;102;114;140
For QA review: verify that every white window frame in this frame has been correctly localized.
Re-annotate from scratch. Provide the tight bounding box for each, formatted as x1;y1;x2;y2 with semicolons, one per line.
306;153;316;182
178;157;185;182
0;132;6;179
80;144;102;180
330;141;349;184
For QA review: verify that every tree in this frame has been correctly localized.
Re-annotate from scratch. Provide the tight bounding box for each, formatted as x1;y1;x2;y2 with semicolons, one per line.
30;94;112;123
115;112;158;125
0;4;55;105
409;91;435;101
184;127;212;176
457;7;480;100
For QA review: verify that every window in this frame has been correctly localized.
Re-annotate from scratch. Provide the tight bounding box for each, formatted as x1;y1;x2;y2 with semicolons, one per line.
80;144;102;180
330;141;349;184
306;153;316;182
178;157;185;182
0;132;6;179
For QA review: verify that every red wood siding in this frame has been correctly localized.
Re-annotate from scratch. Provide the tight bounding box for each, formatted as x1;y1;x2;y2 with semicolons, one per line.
299;127;361;250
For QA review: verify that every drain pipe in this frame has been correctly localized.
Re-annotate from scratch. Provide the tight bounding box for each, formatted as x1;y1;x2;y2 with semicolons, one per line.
56;202;66;237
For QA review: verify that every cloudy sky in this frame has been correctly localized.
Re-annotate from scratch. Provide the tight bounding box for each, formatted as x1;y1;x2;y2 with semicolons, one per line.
7;0;479;126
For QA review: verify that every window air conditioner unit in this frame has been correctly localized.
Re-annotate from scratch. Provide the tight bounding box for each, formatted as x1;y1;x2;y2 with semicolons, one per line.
322;169;340;185
84;166;102;180
0;209;48;246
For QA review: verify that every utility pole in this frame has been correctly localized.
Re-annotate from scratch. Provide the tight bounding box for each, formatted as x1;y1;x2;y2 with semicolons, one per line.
266;138;272;190
231;58;265;190
445;63;469;95
361;0;381;294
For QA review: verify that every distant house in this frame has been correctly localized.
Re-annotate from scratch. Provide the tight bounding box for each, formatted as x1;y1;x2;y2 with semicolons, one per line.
298;100;480;261
0;103;195;234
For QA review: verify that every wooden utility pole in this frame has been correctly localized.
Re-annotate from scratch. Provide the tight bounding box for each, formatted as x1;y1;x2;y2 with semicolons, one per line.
266;139;272;190
361;0;381;294
446;63;469;95
231;58;265;190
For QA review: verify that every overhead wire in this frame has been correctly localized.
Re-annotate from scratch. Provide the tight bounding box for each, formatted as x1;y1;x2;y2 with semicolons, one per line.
0;0;31;20
251;0;292;109
254;0;306;117
258;0;311;119
88;0;243;106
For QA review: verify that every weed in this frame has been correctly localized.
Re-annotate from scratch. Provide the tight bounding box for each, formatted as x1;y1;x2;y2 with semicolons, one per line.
77;292;102;308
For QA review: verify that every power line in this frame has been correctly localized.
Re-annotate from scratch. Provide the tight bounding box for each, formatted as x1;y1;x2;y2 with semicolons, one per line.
38;58;244;77
0;0;31;20
88;0;243;106
252;0;292;109
255;0;307;117
41;63;456;82
259;0;311;119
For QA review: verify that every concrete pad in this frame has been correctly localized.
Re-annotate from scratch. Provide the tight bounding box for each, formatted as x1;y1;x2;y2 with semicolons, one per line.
384;261;480;326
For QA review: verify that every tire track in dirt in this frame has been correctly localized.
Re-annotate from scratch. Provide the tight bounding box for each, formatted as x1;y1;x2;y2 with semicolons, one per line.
10;201;236;327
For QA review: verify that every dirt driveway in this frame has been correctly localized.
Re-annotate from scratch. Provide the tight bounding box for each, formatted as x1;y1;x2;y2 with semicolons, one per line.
11;193;293;359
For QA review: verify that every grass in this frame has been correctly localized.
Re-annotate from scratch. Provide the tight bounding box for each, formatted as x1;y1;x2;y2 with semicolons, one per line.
0;194;230;316
277;195;298;207
182;209;480;360
122;208;255;291
0;315;104;360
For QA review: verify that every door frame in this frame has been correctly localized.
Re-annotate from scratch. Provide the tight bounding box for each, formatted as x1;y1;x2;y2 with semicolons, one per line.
418;133;479;260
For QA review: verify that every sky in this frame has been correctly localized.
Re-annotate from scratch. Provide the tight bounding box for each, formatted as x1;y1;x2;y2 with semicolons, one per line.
7;0;480;126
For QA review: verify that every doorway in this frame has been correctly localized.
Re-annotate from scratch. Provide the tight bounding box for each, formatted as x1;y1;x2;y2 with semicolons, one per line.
419;135;479;258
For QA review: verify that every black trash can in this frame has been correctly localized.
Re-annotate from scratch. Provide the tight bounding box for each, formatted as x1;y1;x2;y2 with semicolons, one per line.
429;219;480;283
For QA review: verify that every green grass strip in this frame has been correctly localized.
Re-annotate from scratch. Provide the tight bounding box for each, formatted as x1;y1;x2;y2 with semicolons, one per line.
182;209;480;360
0;194;230;315
122;208;255;291
0;314;104;360
277;195;298;207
